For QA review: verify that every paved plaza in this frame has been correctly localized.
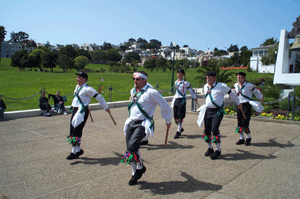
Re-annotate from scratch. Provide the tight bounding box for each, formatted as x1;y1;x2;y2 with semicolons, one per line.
0;100;300;198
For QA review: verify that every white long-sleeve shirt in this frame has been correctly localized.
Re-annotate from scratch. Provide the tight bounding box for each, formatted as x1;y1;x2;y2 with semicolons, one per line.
204;81;240;109
234;82;263;103
173;80;197;99
128;84;172;124
71;83;108;109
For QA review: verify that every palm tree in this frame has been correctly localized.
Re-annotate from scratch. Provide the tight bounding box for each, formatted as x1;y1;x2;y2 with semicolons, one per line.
0;26;7;65
194;59;235;87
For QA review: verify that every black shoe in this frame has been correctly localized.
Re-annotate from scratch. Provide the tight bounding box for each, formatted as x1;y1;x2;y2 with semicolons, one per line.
236;139;245;145
140;140;148;145
76;149;84;158
128;165;147;186
210;150;221;160
128;175;137;186
174;131;181;139
245;138;252;146
181;128;184;133
66;153;77;160
136;165;146;180
204;148;214;156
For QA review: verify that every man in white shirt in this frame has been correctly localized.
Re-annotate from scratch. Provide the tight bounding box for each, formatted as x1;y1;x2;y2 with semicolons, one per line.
122;71;172;185
172;68;198;139
197;71;242;160
66;72;111;160
234;72;264;146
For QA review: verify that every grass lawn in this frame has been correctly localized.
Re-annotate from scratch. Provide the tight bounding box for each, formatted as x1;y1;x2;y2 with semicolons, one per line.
0;58;274;111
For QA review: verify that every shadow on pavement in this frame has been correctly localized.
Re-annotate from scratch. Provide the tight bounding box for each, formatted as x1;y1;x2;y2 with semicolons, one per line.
69;152;123;166
221;149;277;161
138;171;222;195
251;137;295;148
142;141;194;151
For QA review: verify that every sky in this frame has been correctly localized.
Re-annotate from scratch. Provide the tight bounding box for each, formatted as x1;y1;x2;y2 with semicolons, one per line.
1;0;299;51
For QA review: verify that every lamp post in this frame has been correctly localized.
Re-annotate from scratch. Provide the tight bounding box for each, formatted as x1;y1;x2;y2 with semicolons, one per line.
170;41;176;93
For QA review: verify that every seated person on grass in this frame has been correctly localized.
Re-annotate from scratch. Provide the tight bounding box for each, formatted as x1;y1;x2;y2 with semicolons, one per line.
48;91;67;114
39;92;51;116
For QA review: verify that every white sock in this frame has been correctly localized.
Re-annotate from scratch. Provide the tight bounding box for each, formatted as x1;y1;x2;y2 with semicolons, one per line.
76;146;81;153
131;162;137;176
207;142;213;149
246;134;251;139
136;150;143;169
177;123;182;132
240;133;244;140
216;143;221;151
71;147;76;154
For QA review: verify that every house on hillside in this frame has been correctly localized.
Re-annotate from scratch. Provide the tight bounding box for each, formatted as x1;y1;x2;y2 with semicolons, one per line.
250;44;275;73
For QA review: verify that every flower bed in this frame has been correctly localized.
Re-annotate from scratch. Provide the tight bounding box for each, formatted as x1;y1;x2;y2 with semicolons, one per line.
224;109;300;121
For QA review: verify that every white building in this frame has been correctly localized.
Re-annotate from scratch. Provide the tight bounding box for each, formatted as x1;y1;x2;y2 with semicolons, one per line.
250;45;275;73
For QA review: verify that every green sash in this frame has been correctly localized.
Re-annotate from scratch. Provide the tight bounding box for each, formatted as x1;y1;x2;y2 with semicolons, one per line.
205;82;225;115
71;85;88;113
238;83;254;101
175;80;186;105
128;86;154;130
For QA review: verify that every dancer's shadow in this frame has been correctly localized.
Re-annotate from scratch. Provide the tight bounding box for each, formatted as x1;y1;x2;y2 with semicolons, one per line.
142;141;194;151
251;137;295;148
138;171;222;195
70;152;123;166
180;134;227;139
221;149;277;161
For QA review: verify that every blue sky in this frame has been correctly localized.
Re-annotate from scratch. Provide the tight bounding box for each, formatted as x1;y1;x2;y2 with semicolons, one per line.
1;0;299;51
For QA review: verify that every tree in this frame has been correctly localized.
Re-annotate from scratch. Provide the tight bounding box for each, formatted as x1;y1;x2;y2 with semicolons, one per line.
214;50;228;56
59;45;77;59
128;38;136;45
137;37;148;50
240;49;252;66
230;52;241;66
11;49;28;70
261;43;279;66
106;48;122;62
240;46;248;51
144;57;157;72
29;48;45;69
76;49;92;60
260;37;277;47
74;56;89;71
9;31;29;43
227;44;239;52
90;50;106;64
149;39;162;49
58;54;74;71
102;42;113;50
156;57;168;72
41;51;58;72
0;26;7;65
124;52;141;65
194;59;235;86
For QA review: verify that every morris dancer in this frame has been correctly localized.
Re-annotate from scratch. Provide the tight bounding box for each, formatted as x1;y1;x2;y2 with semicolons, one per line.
66;72;111;160
172;68;198;139
122;71;172;185
197;71;242;160
234;72;264;146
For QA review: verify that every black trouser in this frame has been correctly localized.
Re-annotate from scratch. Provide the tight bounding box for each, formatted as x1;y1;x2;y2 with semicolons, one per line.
69;107;89;138
204;108;223;136
237;102;252;128
40;103;51;113
173;98;186;120
126;120;146;153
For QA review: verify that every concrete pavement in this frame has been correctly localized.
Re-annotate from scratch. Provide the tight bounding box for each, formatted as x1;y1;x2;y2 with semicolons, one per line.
0;99;299;199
